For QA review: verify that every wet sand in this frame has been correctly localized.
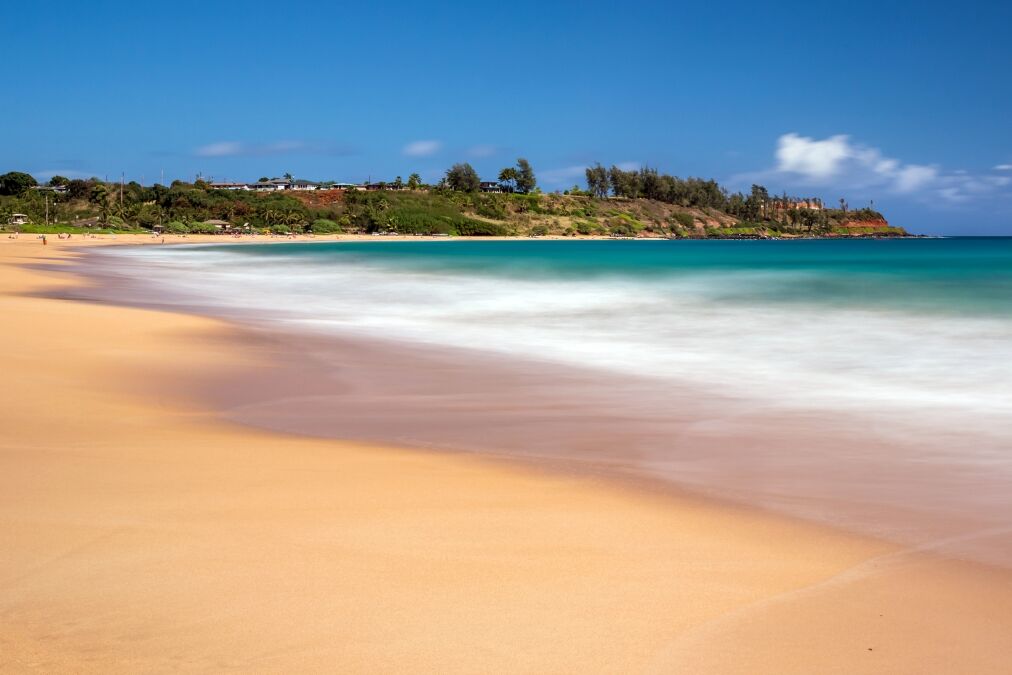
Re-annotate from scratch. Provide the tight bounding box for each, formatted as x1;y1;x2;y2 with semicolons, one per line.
187;327;1012;566
2;235;1011;673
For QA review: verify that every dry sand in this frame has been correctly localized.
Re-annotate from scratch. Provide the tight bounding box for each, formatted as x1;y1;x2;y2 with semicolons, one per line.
1;235;1010;673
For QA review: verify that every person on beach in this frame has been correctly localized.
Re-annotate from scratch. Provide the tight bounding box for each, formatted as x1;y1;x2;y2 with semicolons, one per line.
42;235;47;245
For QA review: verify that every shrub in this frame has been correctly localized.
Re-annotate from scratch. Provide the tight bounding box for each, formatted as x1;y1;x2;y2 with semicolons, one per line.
162;220;187;234
388;213;454;235
454;220;511;236
188;222;219;234
475;196;508;220
309;218;342;233
603;219;635;237
609;222;636;237
510;193;542;214
610;213;645;231
672;212;694;229
530;225;549;237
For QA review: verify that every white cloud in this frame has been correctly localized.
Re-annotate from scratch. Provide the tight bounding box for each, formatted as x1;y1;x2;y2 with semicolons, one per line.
743;132;1011;204
773;132;938;193
995;164;1012;171
893;164;938;193
403;140;442;157
775;133;852;179
32;168;94;180
194;140;351;158
196;141;245;157
466;144;498;158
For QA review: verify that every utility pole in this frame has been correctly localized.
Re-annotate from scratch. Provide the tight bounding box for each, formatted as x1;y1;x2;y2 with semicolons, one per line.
45;194;49;225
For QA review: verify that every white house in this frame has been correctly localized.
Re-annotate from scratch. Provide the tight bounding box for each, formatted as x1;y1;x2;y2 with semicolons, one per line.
252;178;293;192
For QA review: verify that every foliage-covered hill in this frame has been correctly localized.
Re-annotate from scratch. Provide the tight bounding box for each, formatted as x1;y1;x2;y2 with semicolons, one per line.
0;171;908;237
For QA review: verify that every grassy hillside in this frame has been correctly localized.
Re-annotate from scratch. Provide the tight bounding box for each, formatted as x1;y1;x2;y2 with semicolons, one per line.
1;181;908;238
300;190;906;238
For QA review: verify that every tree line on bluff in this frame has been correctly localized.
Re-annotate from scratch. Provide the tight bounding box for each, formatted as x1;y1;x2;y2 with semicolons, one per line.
584;164;849;227
2;163;883;236
439;161;878;231
441;158;537;194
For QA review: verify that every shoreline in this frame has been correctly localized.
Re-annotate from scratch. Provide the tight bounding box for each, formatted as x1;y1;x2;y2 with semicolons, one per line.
5;228;923;245
2;235;1012;672
71;236;1012;570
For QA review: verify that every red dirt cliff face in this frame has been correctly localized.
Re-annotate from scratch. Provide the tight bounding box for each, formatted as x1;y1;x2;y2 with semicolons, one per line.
839;218;891;229
287;189;346;207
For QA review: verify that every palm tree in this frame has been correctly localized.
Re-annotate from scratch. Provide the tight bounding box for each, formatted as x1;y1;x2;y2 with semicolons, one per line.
283;211;305;232
498;167;519;192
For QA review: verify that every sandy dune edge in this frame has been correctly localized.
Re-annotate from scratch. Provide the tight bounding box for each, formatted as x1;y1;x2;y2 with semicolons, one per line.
1;236;1010;674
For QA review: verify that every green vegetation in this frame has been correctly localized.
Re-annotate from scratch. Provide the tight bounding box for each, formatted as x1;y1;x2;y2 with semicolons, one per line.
1;222;142;235
0;160;906;239
0;171;38;196
671;212;694;229
342;190;497;235
309;218;342;233
444;163;480;192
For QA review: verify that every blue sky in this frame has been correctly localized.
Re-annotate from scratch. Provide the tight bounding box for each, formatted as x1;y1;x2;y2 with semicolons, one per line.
3;1;1011;234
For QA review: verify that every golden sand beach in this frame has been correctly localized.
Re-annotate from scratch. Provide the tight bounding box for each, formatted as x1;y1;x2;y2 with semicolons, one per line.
2;235;1011;673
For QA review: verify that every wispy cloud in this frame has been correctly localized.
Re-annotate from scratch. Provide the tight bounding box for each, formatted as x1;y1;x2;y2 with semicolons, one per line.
738;133;1012;204
196;141;243;157
995;164;1012;171
773;133;938;192
466;144;499;158
402;140;442;157
194;140;353;158
32;168;95;180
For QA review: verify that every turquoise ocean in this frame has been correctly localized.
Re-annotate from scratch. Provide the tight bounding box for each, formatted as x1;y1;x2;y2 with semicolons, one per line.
107;237;1012;417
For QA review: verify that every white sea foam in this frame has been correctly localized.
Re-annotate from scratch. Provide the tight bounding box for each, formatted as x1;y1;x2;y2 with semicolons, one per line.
98;244;1012;437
